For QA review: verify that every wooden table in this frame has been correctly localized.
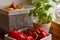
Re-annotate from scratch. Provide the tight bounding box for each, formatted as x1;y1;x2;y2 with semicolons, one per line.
50;21;60;40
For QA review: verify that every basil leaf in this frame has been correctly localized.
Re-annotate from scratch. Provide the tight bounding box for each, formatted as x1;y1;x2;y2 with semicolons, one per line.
52;0;57;2
45;4;52;10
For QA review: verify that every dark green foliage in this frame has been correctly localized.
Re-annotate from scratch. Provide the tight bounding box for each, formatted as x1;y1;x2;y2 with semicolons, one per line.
28;0;57;24
52;0;57;2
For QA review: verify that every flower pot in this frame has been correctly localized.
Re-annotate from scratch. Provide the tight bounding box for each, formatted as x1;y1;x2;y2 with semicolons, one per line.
33;23;51;33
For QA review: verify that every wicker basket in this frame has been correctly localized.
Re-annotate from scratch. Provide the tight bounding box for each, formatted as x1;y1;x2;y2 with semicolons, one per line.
0;4;34;32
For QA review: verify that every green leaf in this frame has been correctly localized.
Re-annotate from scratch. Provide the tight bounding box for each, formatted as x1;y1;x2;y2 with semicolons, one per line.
29;10;33;16
45;4;52;10
33;10;37;17
28;0;53;24
52;0;57;2
47;13;52;22
36;2;41;8
32;1;37;6
39;0;48;3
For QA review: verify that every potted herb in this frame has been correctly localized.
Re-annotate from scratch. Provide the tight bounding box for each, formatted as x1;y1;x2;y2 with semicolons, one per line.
28;0;57;33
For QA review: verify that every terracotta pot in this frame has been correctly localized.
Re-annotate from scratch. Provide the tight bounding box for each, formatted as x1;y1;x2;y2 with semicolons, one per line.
33;23;51;33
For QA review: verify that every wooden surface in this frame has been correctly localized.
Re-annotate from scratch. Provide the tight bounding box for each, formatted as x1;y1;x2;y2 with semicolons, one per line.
50;21;60;40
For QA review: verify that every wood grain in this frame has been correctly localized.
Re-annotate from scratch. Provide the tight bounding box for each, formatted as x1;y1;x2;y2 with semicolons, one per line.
50;21;60;40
